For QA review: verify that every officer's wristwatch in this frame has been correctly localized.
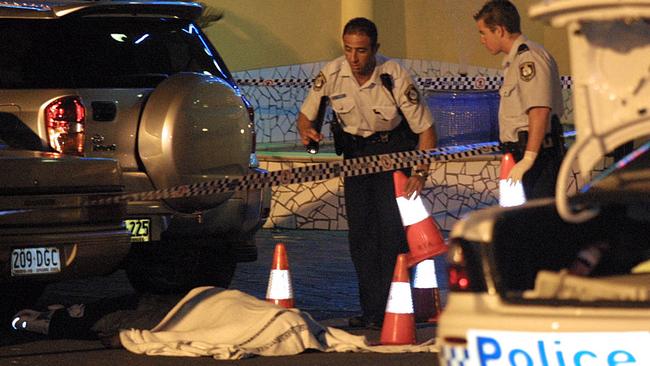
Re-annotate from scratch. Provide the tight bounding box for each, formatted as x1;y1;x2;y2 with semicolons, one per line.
412;167;429;179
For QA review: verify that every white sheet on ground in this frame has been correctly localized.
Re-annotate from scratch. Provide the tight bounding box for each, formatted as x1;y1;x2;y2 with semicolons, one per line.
119;287;438;359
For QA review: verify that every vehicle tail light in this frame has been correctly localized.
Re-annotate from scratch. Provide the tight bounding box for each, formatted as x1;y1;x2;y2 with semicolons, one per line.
448;239;472;291
45;96;85;155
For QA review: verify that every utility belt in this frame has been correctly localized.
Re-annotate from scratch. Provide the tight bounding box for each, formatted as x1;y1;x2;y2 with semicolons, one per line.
501;132;555;154
345;123;405;144
502;115;566;160
330;116;417;156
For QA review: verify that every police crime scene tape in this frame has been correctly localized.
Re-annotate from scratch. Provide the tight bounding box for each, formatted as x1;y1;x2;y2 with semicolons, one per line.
235;75;573;91
88;74;576;207
87;141;502;207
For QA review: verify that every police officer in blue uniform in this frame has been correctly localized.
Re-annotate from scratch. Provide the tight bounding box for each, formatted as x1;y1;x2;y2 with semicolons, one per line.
296;18;436;329
474;0;565;199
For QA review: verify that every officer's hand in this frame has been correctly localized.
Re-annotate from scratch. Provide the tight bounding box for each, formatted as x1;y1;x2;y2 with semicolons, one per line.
405;175;426;199
297;114;324;146
300;128;323;146
508;151;537;183
298;125;323;146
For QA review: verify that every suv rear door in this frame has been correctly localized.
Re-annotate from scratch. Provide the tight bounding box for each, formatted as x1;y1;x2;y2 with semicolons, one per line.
0;12;252;209
63;15;251;209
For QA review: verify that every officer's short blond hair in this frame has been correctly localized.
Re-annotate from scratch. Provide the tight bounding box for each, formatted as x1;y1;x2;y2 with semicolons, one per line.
473;0;521;34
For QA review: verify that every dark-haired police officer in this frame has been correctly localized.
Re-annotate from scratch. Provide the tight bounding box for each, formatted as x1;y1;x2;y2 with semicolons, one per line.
474;0;564;199
296;17;436;329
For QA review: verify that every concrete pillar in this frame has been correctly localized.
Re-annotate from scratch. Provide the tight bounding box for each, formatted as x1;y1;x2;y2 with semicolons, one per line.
341;0;374;31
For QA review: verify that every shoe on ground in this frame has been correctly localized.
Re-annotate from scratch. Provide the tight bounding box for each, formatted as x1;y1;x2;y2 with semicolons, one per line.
11;309;55;335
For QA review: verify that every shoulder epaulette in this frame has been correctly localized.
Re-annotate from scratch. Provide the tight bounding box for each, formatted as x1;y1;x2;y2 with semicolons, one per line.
517;43;529;55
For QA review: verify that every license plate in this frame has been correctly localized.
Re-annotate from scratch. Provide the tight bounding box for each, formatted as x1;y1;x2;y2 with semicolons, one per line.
467;329;650;366
124;218;151;242
11;247;61;276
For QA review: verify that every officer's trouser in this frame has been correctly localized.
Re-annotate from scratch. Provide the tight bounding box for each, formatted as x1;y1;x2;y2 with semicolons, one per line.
523;147;562;199
508;116;566;199
342;131;414;324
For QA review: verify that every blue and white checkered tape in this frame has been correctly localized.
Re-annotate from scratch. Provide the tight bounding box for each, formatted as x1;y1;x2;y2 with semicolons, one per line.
81;129;574;208
236;76;573;91
86;142;502;207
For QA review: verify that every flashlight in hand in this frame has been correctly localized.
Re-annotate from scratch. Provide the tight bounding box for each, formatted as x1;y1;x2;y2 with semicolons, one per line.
306;139;320;154
306;96;328;154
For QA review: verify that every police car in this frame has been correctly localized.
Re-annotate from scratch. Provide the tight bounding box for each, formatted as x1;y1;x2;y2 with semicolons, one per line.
436;143;650;366
437;0;650;364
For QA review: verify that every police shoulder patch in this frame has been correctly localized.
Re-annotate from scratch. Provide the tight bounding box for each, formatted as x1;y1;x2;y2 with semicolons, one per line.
519;62;536;82
313;72;326;91
405;84;420;104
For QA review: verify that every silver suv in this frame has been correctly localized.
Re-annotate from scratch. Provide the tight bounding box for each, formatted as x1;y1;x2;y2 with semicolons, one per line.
0;1;271;292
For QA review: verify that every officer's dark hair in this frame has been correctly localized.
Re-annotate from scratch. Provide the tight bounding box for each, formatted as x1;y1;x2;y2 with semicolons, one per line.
473;0;521;34
343;17;378;49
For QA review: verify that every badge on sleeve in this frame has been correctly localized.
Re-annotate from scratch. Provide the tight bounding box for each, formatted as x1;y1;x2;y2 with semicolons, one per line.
404;84;420;104
313;72;326;91
519;62;536;82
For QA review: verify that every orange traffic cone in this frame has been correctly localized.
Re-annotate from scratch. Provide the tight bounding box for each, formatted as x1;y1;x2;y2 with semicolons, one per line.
499;152;526;207
266;243;294;308
393;171;447;267
380;253;416;345
411;258;442;323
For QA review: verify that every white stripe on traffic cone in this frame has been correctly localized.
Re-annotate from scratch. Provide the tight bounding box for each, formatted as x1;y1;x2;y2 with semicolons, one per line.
385;282;414;314
380;254;416;345
411;258;442;323
395;195;430;226
265;243;294;308
393;171;448;267
266;269;293;300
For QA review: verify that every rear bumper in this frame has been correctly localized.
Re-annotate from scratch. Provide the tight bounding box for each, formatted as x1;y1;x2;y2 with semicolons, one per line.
0;225;131;284
122;168;271;263
164;168;272;239
164;188;270;237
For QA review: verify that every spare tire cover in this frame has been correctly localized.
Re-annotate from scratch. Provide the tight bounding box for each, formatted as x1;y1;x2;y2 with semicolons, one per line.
138;73;252;213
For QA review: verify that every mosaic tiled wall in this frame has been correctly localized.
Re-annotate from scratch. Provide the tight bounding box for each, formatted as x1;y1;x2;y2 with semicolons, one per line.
259;154;611;234
234;59;574;146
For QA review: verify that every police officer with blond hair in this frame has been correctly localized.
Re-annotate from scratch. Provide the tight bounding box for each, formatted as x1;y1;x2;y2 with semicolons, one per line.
474;0;564;198
296;17;436;329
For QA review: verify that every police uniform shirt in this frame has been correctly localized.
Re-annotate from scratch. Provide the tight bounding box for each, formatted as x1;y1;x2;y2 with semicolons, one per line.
300;54;434;138
499;35;564;143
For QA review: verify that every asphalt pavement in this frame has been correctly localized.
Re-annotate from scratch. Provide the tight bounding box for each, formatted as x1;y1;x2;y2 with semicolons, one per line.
235;229;448;324
235;229;361;320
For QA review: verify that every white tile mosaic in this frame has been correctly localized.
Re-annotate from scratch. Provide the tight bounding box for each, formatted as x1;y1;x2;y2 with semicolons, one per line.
259;155;610;233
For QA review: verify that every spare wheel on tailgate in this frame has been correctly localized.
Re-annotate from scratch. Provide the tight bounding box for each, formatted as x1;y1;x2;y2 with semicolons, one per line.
138;72;253;213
